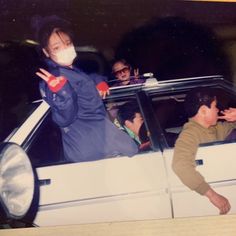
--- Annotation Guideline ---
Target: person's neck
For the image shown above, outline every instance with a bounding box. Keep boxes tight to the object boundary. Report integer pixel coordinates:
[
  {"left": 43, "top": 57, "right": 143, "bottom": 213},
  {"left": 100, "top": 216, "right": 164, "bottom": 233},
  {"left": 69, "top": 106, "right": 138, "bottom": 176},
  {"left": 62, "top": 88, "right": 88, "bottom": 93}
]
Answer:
[
  {"left": 125, "top": 126, "right": 139, "bottom": 136},
  {"left": 192, "top": 116, "right": 210, "bottom": 128},
  {"left": 133, "top": 128, "right": 139, "bottom": 137}
]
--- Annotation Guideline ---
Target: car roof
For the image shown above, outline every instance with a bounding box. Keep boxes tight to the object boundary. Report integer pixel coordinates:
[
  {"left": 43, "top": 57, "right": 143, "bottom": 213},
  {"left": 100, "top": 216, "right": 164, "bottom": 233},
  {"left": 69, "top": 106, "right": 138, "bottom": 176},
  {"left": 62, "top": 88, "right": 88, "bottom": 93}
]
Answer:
[{"left": 106, "top": 75, "right": 234, "bottom": 101}]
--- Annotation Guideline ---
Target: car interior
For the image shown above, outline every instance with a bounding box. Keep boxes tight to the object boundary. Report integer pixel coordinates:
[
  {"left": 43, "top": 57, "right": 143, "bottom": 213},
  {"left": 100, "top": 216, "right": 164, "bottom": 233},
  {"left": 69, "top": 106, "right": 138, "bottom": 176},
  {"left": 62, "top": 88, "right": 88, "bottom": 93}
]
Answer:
[
  {"left": 151, "top": 87, "right": 236, "bottom": 148},
  {"left": 27, "top": 113, "right": 65, "bottom": 167}
]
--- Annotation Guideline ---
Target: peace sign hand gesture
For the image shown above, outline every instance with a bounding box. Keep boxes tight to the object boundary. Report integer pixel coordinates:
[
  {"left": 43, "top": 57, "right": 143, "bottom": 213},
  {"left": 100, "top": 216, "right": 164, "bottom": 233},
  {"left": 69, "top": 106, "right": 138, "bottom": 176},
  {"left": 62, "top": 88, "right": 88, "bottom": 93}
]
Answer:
[{"left": 36, "top": 68, "right": 67, "bottom": 93}]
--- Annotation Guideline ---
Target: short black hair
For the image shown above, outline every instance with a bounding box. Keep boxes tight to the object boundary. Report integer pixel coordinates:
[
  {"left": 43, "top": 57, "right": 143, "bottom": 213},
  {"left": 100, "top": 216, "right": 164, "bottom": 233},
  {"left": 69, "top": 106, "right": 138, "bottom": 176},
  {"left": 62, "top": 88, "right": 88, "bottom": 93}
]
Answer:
[
  {"left": 117, "top": 101, "right": 140, "bottom": 126},
  {"left": 33, "top": 15, "right": 74, "bottom": 49},
  {"left": 185, "top": 87, "right": 216, "bottom": 118},
  {"left": 111, "top": 59, "right": 131, "bottom": 73}
]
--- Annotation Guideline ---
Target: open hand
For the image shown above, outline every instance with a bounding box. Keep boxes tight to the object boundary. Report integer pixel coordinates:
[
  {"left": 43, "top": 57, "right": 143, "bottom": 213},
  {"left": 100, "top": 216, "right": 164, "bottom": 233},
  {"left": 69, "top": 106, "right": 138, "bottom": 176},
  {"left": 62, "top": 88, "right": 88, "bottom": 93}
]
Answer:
[{"left": 218, "top": 108, "right": 236, "bottom": 122}]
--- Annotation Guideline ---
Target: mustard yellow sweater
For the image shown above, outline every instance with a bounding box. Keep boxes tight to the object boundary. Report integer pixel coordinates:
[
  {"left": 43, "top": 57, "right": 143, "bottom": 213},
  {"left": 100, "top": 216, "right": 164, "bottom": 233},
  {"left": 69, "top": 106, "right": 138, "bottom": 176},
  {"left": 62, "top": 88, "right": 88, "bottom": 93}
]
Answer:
[{"left": 172, "top": 119, "right": 236, "bottom": 195}]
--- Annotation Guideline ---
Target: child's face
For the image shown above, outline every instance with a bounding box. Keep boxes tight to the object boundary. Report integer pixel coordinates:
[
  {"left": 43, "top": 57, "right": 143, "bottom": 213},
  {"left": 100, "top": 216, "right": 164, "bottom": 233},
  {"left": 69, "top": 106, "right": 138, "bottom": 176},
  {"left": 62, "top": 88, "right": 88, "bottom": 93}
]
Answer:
[
  {"left": 112, "top": 62, "right": 131, "bottom": 84},
  {"left": 204, "top": 100, "right": 219, "bottom": 126},
  {"left": 44, "top": 31, "right": 76, "bottom": 66}
]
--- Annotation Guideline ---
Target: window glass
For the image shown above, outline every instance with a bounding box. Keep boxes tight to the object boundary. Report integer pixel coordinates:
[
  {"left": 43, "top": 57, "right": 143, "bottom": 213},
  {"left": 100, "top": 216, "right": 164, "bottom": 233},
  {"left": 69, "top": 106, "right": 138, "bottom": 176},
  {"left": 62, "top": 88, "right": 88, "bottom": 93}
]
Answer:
[
  {"left": 150, "top": 92, "right": 186, "bottom": 147},
  {"left": 105, "top": 96, "right": 153, "bottom": 153},
  {"left": 26, "top": 113, "right": 65, "bottom": 167},
  {"left": 149, "top": 87, "right": 236, "bottom": 148},
  {"left": 0, "top": 101, "right": 40, "bottom": 143}
]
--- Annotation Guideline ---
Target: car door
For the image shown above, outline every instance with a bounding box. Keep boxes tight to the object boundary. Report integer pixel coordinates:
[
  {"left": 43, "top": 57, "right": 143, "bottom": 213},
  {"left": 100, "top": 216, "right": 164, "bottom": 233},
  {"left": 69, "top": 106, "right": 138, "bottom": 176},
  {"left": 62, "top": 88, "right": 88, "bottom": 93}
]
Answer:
[
  {"left": 164, "top": 142, "right": 236, "bottom": 218},
  {"left": 31, "top": 93, "right": 172, "bottom": 226},
  {"left": 147, "top": 82, "right": 236, "bottom": 218},
  {"left": 34, "top": 151, "right": 171, "bottom": 226}
]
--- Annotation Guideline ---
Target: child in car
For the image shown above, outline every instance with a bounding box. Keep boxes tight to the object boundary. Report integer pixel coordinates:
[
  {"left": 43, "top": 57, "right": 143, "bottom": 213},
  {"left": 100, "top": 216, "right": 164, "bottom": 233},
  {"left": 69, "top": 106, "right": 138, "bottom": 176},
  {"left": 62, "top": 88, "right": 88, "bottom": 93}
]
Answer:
[
  {"left": 117, "top": 101, "right": 150, "bottom": 151},
  {"left": 111, "top": 59, "right": 145, "bottom": 87},
  {"left": 172, "top": 87, "right": 236, "bottom": 215}
]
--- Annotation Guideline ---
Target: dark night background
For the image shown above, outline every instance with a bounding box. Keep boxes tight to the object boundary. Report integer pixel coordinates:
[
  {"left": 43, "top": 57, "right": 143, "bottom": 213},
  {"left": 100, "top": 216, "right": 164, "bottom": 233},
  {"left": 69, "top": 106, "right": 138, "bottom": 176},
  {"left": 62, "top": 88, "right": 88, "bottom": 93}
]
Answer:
[
  {"left": 0, "top": 0, "right": 236, "bottom": 141},
  {"left": 0, "top": 1, "right": 235, "bottom": 51},
  {"left": 1, "top": 0, "right": 236, "bottom": 79}
]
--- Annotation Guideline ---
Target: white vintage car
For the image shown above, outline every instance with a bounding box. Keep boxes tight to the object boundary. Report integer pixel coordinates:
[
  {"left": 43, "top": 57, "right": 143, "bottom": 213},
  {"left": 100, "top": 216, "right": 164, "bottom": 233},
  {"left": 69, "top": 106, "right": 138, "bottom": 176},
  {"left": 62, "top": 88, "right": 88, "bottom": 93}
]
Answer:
[{"left": 1, "top": 75, "right": 236, "bottom": 227}]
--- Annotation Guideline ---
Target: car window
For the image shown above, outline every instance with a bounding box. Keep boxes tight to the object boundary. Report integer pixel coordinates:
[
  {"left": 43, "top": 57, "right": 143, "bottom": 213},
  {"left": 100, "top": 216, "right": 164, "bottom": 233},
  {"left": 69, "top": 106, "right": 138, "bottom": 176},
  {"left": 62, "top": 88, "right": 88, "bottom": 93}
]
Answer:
[
  {"left": 26, "top": 94, "right": 155, "bottom": 169},
  {"left": 105, "top": 96, "right": 153, "bottom": 153},
  {"left": 26, "top": 112, "right": 65, "bottom": 167},
  {"left": 150, "top": 92, "right": 186, "bottom": 148},
  {"left": 149, "top": 86, "right": 236, "bottom": 148},
  {"left": 0, "top": 101, "right": 40, "bottom": 143}
]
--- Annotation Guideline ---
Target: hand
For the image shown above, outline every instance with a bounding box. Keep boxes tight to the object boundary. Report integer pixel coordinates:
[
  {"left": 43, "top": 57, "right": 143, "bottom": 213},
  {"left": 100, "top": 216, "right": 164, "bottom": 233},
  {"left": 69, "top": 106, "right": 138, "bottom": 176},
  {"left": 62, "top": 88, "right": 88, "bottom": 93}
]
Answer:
[
  {"left": 134, "top": 68, "right": 139, "bottom": 79},
  {"left": 36, "top": 68, "right": 67, "bottom": 93},
  {"left": 98, "top": 90, "right": 110, "bottom": 99},
  {"left": 139, "top": 141, "right": 151, "bottom": 151},
  {"left": 218, "top": 108, "right": 236, "bottom": 122},
  {"left": 96, "top": 81, "right": 110, "bottom": 99},
  {"left": 205, "top": 188, "right": 231, "bottom": 214}
]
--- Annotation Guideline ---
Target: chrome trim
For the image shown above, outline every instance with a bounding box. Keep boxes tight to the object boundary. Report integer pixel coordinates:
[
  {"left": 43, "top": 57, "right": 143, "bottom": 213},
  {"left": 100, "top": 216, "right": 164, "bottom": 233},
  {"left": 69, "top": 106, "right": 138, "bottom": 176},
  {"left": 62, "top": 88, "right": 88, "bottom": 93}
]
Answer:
[
  {"left": 38, "top": 189, "right": 168, "bottom": 211},
  {"left": 8, "top": 101, "right": 50, "bottom": 146}
]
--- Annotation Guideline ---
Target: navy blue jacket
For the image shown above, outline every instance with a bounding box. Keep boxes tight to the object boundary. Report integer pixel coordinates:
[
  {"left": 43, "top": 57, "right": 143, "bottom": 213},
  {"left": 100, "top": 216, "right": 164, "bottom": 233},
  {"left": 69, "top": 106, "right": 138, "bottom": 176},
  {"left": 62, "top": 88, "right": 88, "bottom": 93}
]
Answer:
[{"left": 39, "top": 59, "right": 138, "bottom": 162}]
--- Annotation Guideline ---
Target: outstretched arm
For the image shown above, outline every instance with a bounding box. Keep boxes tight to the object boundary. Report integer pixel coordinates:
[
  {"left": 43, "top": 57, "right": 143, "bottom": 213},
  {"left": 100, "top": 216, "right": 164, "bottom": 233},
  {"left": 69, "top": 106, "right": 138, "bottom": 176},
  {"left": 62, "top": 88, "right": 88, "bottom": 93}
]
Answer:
[{"left": 173, "top": 127, "right": 231, "bottom": 214}]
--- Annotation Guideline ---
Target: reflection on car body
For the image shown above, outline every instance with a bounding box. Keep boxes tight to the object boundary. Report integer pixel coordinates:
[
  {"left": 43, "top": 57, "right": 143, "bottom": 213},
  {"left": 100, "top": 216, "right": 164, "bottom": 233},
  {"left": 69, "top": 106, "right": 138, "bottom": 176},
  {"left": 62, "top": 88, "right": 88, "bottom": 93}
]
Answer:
[{"left": 1, "top": 75, "right": 236, "bottom": 227}]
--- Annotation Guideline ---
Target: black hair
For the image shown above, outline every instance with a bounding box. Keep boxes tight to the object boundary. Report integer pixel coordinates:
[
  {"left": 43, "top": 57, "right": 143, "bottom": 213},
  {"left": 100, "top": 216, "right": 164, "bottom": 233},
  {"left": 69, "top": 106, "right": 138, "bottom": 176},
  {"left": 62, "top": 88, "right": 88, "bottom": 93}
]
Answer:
[
  {"left": 117, "top": 101, "right": 140, "bottom": 126},
  {"left": 111, "top": 58, "right": 131, "bottom": 73},
  {"left": 32, "top": 15, "right": 74, "bottom": 49},
  {"left": 184, "top": 87, "right": 216, "bottom": 118}
]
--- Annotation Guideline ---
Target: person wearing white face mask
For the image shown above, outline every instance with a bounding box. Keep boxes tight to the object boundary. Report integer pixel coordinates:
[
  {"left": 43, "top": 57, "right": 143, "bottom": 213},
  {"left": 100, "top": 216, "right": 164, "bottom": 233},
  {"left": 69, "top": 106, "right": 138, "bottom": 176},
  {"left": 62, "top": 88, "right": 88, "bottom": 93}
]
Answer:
[
  {"left": 48, "top": 45, "right": 77, "bottom": 66},
  {"left": 34, "top": 16, "right": 138, "bottom": 163}
]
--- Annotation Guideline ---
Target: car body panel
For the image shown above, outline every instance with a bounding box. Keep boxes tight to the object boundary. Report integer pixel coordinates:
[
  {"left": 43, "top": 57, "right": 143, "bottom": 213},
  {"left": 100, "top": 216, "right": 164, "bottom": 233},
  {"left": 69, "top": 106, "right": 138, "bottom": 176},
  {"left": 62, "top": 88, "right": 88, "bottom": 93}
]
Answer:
[
  {"left": 2, "top": 75, "right": 236, "bottom": 226},
  {"left": 34, "top": 152, "right": 172, "bottom": 225},
  {"left": 7, "top": 101, "right": 49, "bottom": 145},
  {"left": 163, "top": 143, "right": 236, "bottom": 217}
]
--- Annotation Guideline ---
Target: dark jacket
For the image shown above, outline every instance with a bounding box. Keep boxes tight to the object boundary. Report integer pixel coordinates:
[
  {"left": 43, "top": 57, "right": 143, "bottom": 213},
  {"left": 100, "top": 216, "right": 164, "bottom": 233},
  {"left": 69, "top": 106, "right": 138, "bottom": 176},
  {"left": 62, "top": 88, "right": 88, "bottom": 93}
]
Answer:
[{"left": 39, "top": 59, "right": 138, "bottom": 162}]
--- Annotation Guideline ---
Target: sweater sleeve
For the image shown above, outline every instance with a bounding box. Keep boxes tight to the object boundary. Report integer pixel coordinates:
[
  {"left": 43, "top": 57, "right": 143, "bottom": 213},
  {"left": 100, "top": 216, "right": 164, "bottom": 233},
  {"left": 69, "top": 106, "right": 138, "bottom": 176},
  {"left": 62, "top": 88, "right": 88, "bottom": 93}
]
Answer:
[
  {"left": 39, "top": 80, "right": 78, "bottom": 127},
  {"left": 216, "top": 121, "right": 236, "bottom": 140},
  {"left": 172, "top": 128, "right": 210, "bottom": 195}
]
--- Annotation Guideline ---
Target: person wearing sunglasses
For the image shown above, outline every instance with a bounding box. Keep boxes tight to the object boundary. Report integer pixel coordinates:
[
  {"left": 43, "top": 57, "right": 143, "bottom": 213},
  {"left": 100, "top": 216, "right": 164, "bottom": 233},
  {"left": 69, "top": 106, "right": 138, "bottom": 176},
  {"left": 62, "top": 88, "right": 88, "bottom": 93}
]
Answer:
[{"left": 111, "top": 59, "right": 145, "bottom": 87}]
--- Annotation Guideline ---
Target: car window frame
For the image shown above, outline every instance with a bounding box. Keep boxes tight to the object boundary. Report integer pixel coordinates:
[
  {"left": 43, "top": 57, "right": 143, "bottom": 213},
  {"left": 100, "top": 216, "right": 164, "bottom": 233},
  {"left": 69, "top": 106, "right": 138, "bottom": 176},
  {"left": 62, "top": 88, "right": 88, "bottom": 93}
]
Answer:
[{"left": 144, "top": 77, "right": 236, "bottom": 151}]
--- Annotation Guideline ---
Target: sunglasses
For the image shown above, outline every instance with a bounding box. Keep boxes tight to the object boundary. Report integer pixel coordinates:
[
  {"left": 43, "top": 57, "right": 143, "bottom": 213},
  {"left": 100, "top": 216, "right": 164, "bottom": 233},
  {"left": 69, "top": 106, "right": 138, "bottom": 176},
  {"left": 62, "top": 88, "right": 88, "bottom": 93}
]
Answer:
[{"left": 113, "top": 67, "right": 130, "bottom": 77}]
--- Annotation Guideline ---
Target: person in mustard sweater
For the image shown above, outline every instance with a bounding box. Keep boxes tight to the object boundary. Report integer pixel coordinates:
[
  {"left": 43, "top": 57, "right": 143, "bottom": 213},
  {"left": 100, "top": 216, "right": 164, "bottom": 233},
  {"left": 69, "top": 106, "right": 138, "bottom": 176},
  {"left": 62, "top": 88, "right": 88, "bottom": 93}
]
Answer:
[{"left": 172, "top": 87, "right": 236, "bottom": 215}]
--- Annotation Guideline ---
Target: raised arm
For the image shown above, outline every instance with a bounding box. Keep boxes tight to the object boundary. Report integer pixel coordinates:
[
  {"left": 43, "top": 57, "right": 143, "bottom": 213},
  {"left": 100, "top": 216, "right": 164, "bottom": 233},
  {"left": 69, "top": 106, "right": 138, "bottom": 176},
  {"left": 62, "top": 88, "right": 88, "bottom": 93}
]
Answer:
[
  {"left": 218, "top": 108, "right": 236, "bottom": 122},
  {"left": 37, "top": 68, "right": 78, "bottom": 127}
]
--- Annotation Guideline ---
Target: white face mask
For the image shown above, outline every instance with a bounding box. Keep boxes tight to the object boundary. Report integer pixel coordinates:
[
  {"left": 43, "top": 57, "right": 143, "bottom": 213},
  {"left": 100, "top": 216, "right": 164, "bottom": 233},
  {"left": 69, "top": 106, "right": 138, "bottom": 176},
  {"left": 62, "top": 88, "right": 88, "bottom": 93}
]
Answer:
[{"left": 55, "top": 46, "right": 77, "bottom": 66}]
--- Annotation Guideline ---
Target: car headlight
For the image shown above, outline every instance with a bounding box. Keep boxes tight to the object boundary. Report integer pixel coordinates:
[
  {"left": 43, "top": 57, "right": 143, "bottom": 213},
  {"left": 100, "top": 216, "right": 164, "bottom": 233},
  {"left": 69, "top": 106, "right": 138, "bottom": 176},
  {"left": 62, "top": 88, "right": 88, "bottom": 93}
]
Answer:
[{"left": 0, "top": 143, "right": 35, "bottom": 221}]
